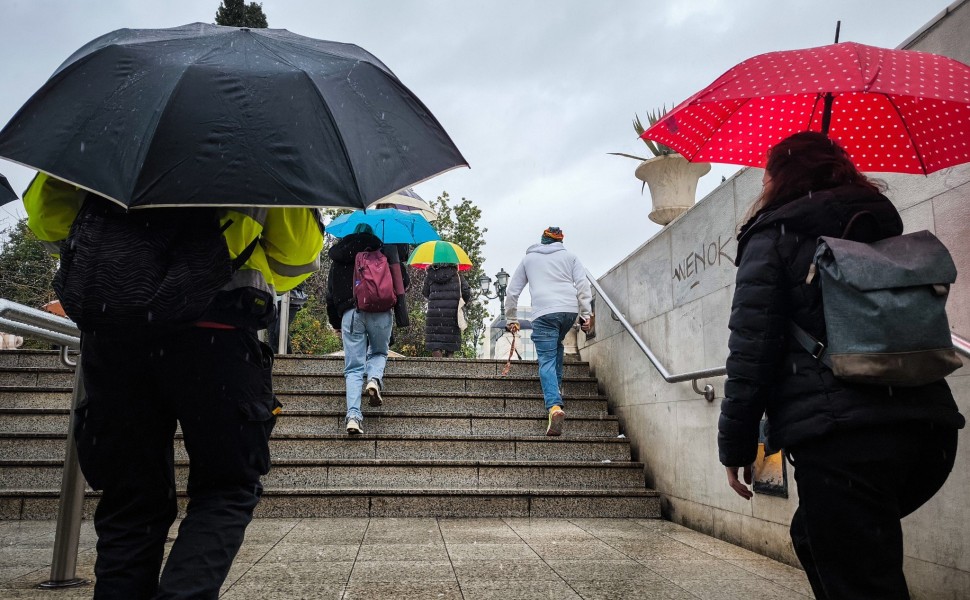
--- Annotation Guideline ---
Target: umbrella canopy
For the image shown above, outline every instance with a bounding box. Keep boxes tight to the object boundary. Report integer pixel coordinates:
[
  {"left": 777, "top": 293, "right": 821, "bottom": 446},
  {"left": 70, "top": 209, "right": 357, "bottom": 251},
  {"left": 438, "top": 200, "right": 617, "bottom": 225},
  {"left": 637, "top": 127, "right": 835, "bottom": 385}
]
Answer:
[
  {"left": 327, "top": 208, "right": 439, "bottom": 244},
  {"left": 0, "top": 173, "right": 16, "bottom": 205},
  {"left": 368, "top": 188, "right": 438, "bottom": 221},
  {"left": 0, "top": 23, "right": 468, "bottom": 209},
  {"left": 407, "top": 240, "right": 472, "bottom": 271},
  {"left": 643, "top": 42, "right": 970, "bottom": 175}
]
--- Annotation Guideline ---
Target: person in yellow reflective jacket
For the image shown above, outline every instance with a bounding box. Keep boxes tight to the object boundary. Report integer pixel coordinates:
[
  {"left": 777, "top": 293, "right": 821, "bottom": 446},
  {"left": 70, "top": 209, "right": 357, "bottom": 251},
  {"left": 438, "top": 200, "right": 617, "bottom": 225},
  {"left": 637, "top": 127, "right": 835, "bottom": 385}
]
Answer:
[{"left": 23, "top": 172, "right": 325, "bottom": 599}]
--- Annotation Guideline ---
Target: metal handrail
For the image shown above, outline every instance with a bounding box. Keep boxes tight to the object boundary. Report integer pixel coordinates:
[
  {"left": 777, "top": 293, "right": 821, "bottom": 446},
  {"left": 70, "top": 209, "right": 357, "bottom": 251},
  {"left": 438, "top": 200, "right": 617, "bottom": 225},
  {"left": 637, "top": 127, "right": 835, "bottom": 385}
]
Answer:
[
  {"left": 0, "top": 299, "right": 87, "bottom": 589},
  {"left": 582, "top": 273, "right": 970, "bottom": 402},
  {"left": 584, "top": 270, "right": 726, "bottom": 401},
  {"left": 954, "top": 332, "right": 970, "bottom": 360}
]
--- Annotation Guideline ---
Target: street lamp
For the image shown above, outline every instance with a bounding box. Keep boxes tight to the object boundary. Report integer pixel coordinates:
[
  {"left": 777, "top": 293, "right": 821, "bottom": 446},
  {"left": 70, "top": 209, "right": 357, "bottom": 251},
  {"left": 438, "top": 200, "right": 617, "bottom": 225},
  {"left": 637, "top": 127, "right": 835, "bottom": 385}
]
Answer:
[{"left": 478, "top": 268, "right": 511, "bottom": 316}]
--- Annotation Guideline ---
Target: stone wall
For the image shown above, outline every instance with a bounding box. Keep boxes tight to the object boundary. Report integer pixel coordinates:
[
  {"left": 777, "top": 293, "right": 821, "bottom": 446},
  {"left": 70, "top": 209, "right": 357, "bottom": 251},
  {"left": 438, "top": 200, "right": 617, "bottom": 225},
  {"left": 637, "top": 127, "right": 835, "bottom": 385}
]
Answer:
[{"left": 579, "top": 2, "right": 970, "bottom": 597}]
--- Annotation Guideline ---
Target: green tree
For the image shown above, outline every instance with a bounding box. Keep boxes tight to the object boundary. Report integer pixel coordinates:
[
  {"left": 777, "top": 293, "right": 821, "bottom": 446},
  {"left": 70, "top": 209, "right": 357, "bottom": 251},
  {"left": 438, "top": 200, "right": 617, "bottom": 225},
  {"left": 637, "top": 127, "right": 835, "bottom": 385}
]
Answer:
[
  {"left": 0, "top": 218, "right": 59, "bottom": 348},
  {"left": 215, "top": 0, "right": 268, "bottom": 28}
]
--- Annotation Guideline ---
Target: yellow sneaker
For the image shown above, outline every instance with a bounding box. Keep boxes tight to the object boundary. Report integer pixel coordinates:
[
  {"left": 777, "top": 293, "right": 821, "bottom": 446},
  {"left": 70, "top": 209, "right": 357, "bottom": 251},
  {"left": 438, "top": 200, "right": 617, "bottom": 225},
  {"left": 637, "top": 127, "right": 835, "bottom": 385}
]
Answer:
[{"left": 546, "top": 406, "right": 565, "bottom": 437}]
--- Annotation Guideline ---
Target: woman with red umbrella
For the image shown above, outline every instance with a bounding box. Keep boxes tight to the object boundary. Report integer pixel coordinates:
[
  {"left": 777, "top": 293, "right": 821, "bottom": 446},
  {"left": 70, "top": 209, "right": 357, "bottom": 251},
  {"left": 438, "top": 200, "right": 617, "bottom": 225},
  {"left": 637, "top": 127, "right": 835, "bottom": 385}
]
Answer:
[{"left": 718, "top": 132, "right": 964, "bottom": 599}]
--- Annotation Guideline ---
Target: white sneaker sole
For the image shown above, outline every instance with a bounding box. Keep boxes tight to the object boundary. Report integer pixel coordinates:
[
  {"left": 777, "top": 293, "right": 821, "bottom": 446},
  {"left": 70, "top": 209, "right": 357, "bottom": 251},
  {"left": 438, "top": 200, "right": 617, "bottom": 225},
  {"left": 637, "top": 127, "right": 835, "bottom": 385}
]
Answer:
[{"left": 546, "top": 410, "right": 565, "bottom": 437}]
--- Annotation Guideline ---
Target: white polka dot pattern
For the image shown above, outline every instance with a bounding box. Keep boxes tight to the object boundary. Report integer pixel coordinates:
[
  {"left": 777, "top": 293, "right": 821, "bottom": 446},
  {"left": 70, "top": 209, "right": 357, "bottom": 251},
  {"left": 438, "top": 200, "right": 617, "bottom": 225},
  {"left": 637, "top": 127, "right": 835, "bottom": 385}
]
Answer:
[{"left": 642, "top": 42, "right": 970, "bottom": 174}]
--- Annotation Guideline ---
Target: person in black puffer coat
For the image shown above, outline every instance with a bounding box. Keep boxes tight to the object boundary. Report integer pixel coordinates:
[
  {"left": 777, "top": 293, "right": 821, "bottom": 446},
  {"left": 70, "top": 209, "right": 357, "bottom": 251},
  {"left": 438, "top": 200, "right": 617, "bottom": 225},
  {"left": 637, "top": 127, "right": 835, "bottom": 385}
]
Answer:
[
  {"left": 422, "top": 263, "right": 472, "bottom": 357},
  {"left": 719, "top": 132, "right": 964, "bottom": 600}
]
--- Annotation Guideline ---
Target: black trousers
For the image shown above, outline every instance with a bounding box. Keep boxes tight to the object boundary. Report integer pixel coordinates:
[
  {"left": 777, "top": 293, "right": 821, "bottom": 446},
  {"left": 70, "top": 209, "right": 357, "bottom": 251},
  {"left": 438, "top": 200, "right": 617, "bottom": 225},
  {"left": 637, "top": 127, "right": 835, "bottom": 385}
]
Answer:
[
  {"left": 75, "top": 328, "right": 279, "bottom": 600},
  {"left": 788, "top": 423, "right": 958, "bottom": 600}
]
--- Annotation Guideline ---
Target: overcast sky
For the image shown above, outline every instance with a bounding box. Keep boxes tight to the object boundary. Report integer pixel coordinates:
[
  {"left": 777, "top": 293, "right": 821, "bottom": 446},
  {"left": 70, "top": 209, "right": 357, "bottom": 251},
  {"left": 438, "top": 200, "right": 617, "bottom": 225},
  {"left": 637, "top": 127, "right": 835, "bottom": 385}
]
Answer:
[{"left": 0, "top": 0, "right": 956, "bottom": 313}]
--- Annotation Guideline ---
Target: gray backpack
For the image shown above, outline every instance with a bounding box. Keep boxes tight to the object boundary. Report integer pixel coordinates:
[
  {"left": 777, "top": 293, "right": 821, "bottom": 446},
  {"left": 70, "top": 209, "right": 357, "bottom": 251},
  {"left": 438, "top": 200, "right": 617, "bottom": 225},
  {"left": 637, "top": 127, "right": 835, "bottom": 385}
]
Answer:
[{"left": 791, "top": 229, "right": 962, "bottom": 387}]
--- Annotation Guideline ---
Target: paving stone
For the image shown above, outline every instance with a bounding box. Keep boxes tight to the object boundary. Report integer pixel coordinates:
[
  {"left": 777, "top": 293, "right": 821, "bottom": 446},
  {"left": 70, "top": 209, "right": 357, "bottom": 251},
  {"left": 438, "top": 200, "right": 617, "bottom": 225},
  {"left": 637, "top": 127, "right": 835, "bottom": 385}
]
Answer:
[{"left": 461, "top": 580, "right": 582, "bottom": 600}]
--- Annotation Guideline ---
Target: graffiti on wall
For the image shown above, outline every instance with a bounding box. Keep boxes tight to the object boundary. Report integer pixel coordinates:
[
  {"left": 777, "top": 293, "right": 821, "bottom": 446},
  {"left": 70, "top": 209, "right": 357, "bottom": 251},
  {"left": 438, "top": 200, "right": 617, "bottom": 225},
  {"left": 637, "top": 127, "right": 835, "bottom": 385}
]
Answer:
[{"left": 672, "top": 235, "right": 734, "bottom": 289}]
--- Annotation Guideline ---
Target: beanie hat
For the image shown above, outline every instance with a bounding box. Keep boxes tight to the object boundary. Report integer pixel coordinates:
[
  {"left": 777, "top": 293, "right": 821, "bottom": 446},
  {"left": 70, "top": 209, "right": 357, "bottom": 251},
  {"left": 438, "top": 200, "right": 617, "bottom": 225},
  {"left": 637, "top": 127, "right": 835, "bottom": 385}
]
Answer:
[{"left": 540, "top": 226, "right": 564, "bottom": 245}]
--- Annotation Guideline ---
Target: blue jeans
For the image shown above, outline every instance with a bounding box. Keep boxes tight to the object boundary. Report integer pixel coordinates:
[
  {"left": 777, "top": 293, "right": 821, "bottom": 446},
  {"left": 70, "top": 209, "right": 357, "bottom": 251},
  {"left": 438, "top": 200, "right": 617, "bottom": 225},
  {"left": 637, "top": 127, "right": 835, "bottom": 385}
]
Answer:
[
  {"left": 531, "top": 312, "right": 577, "bottom": 411},
  {"left": 341, "top": 308, "right": 393, "bottom": 423}
]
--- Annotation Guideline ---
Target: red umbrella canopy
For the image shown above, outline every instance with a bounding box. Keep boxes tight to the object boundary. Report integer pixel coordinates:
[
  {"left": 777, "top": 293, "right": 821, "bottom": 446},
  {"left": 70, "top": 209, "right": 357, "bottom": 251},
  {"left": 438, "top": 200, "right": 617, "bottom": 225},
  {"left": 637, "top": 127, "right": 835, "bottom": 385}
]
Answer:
[{"left": 643, "top": 42, "right": 970, "bottom": 174}]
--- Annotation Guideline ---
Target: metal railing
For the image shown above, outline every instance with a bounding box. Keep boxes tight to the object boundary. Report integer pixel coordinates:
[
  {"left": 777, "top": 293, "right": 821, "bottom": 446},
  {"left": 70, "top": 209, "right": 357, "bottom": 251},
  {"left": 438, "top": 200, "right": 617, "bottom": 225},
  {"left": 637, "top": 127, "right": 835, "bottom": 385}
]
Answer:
[
  {"left": 584, "top": 270, "right": 726, "bottom": 401},
  {"left": 0, "top": 299, "right": 87, "bottom": 589},
  {"left": 582, "top": 273, "right": 970, "bottom": 401}
]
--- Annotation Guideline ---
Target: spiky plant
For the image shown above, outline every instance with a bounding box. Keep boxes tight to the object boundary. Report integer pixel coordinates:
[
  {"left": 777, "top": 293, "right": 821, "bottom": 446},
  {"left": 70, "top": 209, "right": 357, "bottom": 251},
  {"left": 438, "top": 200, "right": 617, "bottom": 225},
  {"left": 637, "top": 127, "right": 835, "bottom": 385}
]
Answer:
[{"left": 610, "top": 105, "right": 677, "bottom": 162}]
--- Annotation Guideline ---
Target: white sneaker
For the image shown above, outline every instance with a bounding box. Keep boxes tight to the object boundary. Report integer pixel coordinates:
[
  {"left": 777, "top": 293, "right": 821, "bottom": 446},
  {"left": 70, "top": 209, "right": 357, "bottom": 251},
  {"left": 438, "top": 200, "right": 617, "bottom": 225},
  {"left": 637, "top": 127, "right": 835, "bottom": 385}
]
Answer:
[
  {"left": 346, "top": 419, "right": 363, "bottom": 435},
  {"left": 365, "top": 379, "right": 383, "bottom": 407}
]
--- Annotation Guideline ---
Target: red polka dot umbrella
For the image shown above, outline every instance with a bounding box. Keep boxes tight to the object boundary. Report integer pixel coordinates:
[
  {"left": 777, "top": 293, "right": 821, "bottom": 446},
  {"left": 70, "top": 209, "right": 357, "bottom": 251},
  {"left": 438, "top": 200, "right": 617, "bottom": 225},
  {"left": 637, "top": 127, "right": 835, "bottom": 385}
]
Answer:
[{"left": 642, "top": 42, "right": 970, "bottom": 175}]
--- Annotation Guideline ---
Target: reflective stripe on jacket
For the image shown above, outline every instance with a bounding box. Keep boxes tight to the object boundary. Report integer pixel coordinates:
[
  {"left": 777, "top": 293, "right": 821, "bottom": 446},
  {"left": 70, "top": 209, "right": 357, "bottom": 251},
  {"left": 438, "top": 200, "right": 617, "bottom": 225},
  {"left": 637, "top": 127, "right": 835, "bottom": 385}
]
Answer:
[{"left": 23, "top": 173, "right": 324, "bottom": 296}]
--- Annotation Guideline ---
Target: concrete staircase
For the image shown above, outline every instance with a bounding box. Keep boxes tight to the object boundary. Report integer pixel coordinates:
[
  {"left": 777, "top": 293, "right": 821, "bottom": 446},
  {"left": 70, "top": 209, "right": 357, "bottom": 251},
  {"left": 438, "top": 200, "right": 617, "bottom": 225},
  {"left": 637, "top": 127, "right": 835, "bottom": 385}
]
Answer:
[{"left": 0, "top": 350, "right": 660, "bottom": 519}]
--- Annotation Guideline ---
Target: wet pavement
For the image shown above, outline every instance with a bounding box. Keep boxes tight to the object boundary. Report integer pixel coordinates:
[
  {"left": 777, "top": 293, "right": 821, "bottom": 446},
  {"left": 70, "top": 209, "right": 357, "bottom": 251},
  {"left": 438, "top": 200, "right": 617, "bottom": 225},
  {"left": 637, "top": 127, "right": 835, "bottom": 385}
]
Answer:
[{"left": 0, "top": 517, "right": 813, "bottom": 599}]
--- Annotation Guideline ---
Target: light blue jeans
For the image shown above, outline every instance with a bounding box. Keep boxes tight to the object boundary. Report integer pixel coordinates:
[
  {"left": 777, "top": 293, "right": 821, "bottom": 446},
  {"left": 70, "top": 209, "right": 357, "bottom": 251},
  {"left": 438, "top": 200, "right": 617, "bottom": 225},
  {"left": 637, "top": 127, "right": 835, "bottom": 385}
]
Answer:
[
  {"left": 341, "top": 308, "right": 393, "bottom": 423},
  {"left": 530, "top": 312, "right": 578, "bottom": 411}
]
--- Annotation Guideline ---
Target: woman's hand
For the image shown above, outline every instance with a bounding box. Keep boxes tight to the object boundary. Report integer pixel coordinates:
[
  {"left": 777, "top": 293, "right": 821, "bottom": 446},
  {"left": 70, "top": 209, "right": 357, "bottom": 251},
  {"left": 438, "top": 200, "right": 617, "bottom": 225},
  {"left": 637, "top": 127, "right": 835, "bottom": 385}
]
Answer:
[{"left": 726, "top": 465, "right": 754, "bottom": 500}]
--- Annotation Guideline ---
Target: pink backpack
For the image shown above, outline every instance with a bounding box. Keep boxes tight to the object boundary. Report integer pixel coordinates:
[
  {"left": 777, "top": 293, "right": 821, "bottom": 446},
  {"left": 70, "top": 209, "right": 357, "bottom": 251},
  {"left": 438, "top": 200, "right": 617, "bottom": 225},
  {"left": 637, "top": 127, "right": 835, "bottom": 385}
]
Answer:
[{"left": 353, "top": 249, "right": 397, "bottom": 312}]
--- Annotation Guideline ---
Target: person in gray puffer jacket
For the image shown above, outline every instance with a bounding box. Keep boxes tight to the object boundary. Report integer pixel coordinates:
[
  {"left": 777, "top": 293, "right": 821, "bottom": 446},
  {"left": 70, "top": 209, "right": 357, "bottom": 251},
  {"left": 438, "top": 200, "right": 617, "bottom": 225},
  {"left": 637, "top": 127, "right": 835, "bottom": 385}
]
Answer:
[{"left": 422, "top": 263, "right": 472, "bottom": 357}]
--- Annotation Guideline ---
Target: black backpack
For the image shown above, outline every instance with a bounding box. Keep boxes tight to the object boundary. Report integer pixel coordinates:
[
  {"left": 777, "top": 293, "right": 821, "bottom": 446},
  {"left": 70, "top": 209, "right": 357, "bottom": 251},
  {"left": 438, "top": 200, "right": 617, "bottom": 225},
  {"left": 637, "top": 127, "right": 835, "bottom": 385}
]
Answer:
[
  {"left": 54, "top": 195, "right": 258, "bottom": 332},
  {"left": 792, "top": 226, "right": 962, "bottom": 387}
]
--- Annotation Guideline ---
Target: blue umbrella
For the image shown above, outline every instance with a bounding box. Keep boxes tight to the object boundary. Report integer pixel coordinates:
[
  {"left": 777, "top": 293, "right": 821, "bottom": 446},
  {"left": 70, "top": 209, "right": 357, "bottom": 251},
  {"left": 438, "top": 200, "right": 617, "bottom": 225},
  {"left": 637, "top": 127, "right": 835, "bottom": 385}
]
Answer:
[{"left": 327, "top": 208, "right": 440, "bottom": 244}]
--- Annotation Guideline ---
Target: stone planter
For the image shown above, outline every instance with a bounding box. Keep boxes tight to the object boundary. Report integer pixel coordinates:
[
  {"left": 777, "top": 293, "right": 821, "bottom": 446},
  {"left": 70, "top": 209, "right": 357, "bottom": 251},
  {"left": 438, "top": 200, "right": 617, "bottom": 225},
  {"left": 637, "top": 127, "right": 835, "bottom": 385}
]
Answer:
[{"left": 635, "top": 154, "right": 711, "bottom": 225}]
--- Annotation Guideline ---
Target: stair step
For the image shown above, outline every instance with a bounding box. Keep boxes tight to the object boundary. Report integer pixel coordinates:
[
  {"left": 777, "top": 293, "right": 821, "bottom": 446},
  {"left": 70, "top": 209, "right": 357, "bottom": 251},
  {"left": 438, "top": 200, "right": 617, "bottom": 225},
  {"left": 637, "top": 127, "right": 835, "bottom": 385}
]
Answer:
[
  {"left": 0, "top": 388, "right": 612, "bottom": 415},
  {"left": 0, "top": 458, "right": 645, "bottom": 491},
  {"left": 0, "top": 487, "right": 660, "bottom": 519},
  {"left": 0, "top": 432, "right": 634, "bottom": 462},
  {"left": 0, "top": 351, "right": 591, "bottom": 379},
  {"left": 274, "top": 356, "right": 592, "bottom": 379},
  {"left": 0, "top": 368, "right": 602, "bottom": 396},
  {"left": 0, "top": 408, "right": 622, "bottom": 437},
  {"left": 0, "top": 349, "right": 656, "bottom": 520}
]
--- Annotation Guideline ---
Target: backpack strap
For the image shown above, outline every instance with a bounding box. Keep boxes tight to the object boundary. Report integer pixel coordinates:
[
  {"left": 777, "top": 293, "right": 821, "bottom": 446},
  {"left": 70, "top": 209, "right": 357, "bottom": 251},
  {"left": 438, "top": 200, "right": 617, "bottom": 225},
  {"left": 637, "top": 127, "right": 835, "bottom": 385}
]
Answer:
[
  {"left": 219, "top": 218, "right": 261, "bottom": 272},
  {"left": 790, "top": 322, "right": 833, "bottom": 369},
  {"left": 231, "top": 237, "right": 260, "bottom": 272}
]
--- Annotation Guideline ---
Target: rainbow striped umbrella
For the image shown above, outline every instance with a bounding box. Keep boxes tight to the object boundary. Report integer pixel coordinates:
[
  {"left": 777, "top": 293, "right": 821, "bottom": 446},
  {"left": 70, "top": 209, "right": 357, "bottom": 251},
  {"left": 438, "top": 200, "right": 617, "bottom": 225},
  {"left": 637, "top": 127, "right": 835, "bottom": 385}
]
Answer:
[{"left": 407, "top": 241, "right": 472, "bottom": 271}]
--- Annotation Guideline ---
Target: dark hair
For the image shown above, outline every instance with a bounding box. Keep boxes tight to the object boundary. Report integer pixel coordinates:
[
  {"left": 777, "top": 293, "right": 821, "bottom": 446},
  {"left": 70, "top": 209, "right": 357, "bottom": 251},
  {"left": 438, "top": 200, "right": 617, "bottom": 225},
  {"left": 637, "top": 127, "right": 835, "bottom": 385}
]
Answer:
[{"left": 745, "top": 132, "right": 881, "bottom": 221}]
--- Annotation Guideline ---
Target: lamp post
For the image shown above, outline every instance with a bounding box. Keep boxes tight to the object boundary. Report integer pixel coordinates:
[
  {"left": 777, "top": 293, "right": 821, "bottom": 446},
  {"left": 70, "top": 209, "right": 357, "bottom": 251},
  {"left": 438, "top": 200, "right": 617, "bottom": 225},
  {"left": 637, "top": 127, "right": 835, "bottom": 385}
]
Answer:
[{"left": 478, "top": 268, "right": 510, "bottom": 316}]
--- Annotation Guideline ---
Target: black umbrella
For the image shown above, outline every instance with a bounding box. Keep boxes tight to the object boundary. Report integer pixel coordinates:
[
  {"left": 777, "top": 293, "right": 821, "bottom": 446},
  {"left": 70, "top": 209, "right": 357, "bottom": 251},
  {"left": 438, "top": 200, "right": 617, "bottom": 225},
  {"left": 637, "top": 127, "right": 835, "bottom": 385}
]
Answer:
[
  {"left": 0, "top": 173, "right": 16, "bottom": 205},
  {"left": 0, "top": 23, "right": 467, "bottom": 210}
]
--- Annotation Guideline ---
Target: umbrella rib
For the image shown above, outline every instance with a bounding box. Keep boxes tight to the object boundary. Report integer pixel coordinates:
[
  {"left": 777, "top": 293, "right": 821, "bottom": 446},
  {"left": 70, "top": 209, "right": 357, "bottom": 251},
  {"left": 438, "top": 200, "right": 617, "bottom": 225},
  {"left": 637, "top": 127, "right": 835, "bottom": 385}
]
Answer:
[
  {"left": 248, "top": 33, "right": 368, "bottom": 208},
  {"left": 299, "top": 70, "right": 366, "bottom": 209},
  {"left": 884, "top": 95, "right": 928, "bottom": 175}
]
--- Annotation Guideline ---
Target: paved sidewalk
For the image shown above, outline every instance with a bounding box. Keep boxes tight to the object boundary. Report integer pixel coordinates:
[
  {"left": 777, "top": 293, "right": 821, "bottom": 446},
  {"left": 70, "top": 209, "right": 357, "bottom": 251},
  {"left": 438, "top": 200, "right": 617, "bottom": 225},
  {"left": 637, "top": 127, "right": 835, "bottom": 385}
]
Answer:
[{"left": 0, "top": 517, "right": 812, "bottom": 599}]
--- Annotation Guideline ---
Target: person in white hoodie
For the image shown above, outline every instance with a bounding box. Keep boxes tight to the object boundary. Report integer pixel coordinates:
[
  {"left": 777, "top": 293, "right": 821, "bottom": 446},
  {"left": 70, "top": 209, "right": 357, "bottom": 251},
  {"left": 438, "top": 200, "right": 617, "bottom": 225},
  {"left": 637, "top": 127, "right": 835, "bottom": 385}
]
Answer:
[{"left": 505, "top": 227, "right": 593, "bottom": 436}]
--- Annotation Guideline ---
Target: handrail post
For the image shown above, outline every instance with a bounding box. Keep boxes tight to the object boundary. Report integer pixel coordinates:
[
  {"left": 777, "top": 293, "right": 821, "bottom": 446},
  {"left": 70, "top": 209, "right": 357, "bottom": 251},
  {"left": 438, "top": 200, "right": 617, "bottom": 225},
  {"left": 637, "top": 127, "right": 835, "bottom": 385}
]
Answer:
[
  {"left": 277, "top": 292, "right": 290, "bottom": 355},
  {"left": 39, "top": 362, "right": 88, "bottom": 589}
]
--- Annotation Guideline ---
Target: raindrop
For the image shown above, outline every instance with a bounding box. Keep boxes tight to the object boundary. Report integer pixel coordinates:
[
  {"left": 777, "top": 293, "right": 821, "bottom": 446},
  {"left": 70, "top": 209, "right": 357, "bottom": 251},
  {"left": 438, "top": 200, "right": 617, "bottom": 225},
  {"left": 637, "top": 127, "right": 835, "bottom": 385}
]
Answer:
[
  {"left": 92, "top": 437, "right": 97, "bottom": 445},
  {"left": 102, "top": 304, "right": 107, "bottom": 313},
  {"left": 792, "top": 363, "right": 798, "bottom": 374},
  {"left": 780, "top": 224, "right": 786, "bottom": 236},
  {"left": 80, "top": 142, "right": 86, "bottom": 153}
]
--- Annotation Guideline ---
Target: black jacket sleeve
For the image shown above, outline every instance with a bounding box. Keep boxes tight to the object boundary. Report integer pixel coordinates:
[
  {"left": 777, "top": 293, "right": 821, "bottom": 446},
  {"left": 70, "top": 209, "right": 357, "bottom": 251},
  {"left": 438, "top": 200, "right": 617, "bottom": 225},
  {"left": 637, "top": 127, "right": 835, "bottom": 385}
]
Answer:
[
  {"left": 325, "top": 264, "right": 340, "bottom": 330},
  {"left": 719, "top": 230, "right": 789, "bottom": 467},
  {"left": 460, "top": 274, "right": 472, "bottom": 303}
]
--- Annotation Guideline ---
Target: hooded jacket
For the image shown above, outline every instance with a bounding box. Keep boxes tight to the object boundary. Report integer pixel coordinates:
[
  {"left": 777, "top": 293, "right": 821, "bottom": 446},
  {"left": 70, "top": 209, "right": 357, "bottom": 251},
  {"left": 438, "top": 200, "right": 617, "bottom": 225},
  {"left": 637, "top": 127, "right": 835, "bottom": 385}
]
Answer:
[
  {"left": 324, "top": 230, "right": 385, "bottom": 329},
  {"left": 718, "top": 183, "right": 965, "bottom": 467},
  {"left": 422, "top": 264, "right": 472, "bottom": 352},
  {"left": 504, "top": 242, "right": 592, "bottom": 322}
]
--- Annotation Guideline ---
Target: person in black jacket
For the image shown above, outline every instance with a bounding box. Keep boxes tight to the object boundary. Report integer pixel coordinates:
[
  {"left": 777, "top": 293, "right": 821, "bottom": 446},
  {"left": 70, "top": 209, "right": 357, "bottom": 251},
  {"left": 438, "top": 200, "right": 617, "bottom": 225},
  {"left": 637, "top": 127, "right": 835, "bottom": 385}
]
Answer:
[
  {"left": 422, "top": 263, "right": 472, "bottom": 357},
  {"left": 325, "top": 224, "right": 394, "bottom": 435},
  {"left": 719, "top": 132, "right": 965, "bottom": 599}
]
